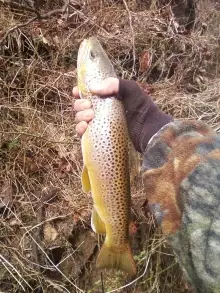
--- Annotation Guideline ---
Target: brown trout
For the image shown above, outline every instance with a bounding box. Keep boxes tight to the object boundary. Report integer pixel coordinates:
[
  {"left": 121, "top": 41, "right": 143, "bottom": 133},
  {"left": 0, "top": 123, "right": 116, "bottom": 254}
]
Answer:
[{"left": 77, "top": 37, "right": 136, "bottom": 277}]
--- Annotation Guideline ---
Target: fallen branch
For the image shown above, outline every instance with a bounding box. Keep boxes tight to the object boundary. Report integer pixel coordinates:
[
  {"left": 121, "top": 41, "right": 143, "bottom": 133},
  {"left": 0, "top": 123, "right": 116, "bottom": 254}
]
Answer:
[
  {"left": 0, "top": 0, "right": 41, "bottom": 15},
  {"left": 122, "top": 0, "right": 136, "bottom": 78},
  {"left": 0, "top": 131, "right": 76, "bottom": 144},
  {"left": 0, "top": 16, "right": 38, "bottom": 45},
  {"left": 0, "top": 0, "right": 70, "bottom": 45}
]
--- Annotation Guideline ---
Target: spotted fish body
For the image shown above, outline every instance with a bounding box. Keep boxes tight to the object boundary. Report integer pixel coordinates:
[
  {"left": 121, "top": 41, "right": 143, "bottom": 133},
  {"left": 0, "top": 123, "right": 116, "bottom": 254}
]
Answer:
[{"left": 77, "top": 37, "right": 136, "bottom": 277}]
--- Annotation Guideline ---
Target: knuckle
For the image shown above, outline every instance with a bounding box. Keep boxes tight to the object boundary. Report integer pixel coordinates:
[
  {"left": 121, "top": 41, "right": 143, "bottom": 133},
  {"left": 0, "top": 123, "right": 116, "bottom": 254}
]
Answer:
[
  {"left": 75, "top": 111, "right": 83, "bottom": 122},
  {"left": 73, "top": 100, "right": 80, "bottom": 111},
  {"left": 76, "top": 121, "right": 87, "bottom": 136},
  {"left": 74, "top": 100, "right": 91, "bottom": 111}
]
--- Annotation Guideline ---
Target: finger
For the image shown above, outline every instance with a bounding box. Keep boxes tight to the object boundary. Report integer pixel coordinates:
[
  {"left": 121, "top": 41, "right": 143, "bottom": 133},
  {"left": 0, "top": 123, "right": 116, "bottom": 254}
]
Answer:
[
  {"left": 72, "top": 86, "right": 80, "bottom": 98},
  {"left": 74, "top": 99, "right": 92, "bottom": 112},
  {"left": 75, "top": 121, "right": 88, "bottom": 136},
  {"left": 75, "top": 109, "right": 94, "bottom": 122},
  {"left": 89, "top": 77, "right": 119, "bottom": 96}
]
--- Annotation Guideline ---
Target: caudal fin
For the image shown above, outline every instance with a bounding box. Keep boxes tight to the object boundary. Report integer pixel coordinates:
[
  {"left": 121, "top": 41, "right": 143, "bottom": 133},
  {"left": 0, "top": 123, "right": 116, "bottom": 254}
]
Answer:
[{"left": 96, "top": 242, "right": 136, "bottom": 278}]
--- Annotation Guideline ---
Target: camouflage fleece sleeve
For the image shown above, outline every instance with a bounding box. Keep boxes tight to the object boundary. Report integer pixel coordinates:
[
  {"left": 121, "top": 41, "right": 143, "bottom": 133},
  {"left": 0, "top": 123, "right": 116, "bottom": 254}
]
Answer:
[
  {"left": 118, "top": 79, "right": 173, "bottom": 152},
  {"left": 141, "top": 120, "right": 220, "bottom": 293}
]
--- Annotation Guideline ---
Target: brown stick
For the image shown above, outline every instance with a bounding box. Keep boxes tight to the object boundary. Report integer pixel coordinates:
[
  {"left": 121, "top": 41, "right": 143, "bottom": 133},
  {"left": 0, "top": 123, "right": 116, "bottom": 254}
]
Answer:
[
  {"left": 122, "top": 0, "right": 136, "bottom": 78},
  {"left": 0, "top": 0, "right": 70, "bottom": 44},
  {"left": 0, "top": 16, "right": 38, "bottom": 45},
  {"left": 0, "top": 0, "right": 41, "bottom": 15},
  {"left": 32, "top": 187, "right": 59, "bottom": 270}
]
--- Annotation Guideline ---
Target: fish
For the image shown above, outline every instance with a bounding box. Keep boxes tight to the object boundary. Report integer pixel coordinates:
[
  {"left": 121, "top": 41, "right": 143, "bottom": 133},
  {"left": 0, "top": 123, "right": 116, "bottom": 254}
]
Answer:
[{"left": 77, "top": 36, "right": 136, "bottom": 277}]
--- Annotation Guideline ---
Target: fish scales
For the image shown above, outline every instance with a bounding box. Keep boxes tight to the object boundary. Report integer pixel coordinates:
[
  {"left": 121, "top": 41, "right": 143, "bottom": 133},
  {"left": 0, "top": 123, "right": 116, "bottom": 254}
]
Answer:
[
  {"left": 77, "top": 37, "right": 136, "bottom": 277},
  {"left": 83, "top": 98, "right": 130, "bottom": 245}
]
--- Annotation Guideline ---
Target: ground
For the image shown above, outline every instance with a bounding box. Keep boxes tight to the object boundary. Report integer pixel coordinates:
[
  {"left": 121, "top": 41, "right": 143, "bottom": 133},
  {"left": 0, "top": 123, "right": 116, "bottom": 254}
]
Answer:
[{"left": 0, "top": 0, "right": 220, "bottom": 292}]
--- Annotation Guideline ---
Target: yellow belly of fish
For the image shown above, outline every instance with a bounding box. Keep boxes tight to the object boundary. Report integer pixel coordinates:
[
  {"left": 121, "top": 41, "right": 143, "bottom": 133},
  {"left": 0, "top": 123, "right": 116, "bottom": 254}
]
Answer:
[{"left": 81, "top": 130, "right": 112, "bottom": 240}]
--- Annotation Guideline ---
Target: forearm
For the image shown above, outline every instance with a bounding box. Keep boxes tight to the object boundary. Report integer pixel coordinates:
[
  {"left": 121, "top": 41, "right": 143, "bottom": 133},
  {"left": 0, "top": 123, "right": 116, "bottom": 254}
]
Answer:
[
  {"left": 118, "top": 79, "right": 173, "bottom": 153},
  {"left": 141, "top": 119, "right": 220, "bottom": 293}
]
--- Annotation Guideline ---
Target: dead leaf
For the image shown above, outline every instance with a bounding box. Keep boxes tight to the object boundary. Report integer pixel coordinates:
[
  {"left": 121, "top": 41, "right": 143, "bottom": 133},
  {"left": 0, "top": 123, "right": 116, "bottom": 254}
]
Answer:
[
  {"left": 73, "top": 214, "right": 79, "bottom": 225},
  {"left": 43, "top": 222, "right": 58, "bottom": 242},
  {"left": 42, "top": 36, "right": 49, "bottom": 45},
  {"left": 45, "top": 124, "right": 67, "bottom": 157},
  {"left": 0, "top": 179, "right": 12, "bottom": 212},
  {"left": 53, "top": 36, "right": 60, "bottom": 46},
  {"left": 139, "top": 50, "right": 151, "bottom": 73},
  {"left": 9, "top": 218, "right": 20, "bottom": 226}
]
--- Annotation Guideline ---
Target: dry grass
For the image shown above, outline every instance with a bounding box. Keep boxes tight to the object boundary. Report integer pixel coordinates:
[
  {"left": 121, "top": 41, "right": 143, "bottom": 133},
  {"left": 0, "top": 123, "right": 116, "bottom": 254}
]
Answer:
[{"left": 0, "top": 0, "right": 220, "bottom": 292}]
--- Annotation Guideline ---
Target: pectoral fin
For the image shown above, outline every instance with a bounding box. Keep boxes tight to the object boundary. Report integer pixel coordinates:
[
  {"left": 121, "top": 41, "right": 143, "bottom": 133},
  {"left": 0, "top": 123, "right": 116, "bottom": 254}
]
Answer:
[
  {"left": 81, "top": 165, "right": 91, "bottom": 193},
  {"left": 91, "top": 206, "right": 106, "bottom": 234}
]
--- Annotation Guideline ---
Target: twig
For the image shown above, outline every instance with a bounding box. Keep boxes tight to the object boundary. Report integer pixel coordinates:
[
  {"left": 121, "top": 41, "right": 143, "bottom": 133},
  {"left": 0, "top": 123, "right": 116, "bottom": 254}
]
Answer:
[
  {"left": 1, "top": 258, "right": 25, "bottom": 291},
  {"left": 101, "top": 272, "right": 105, "bottom": 293},
  {"left": 0, "top": 16, "right": 38, "bottom": 45},
  {"left": 0, "top": 0, "right": 70, "bottom": 17},
  {"left": 39, "top": 0, "right": 70, "bottom": 19},
  {"left": 45, "top": 278, "right": 72, "bottom": 293},
  {"left": 122, "top": 0, "right": 136, "bottom": 78},
  {"left": 0, "top": 254, "right": 33, "bottom": 291},
  {"left": 0, "top": 0, "right": 70, "bottom": 45},
  {"left": 1, "top": 200, "right": 85, "bottom": 293},
  {"left": 0, "top": 131, "right": 77, "bottom": 144},
  {"left": 0, "top": 0, "right": 41, "bottom": 15},
  {"left": 31, "top": 187, "right": 60, "bottom": 271},
  {"left": 23, "top": 213, "right": 72, "bottom": 241}
]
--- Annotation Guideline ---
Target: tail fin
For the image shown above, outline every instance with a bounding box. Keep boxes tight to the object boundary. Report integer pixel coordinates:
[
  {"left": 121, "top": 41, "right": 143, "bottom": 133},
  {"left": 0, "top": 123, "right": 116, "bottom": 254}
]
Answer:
[{"left": 96, "top": 242, "right": 136, "bottom": 278}]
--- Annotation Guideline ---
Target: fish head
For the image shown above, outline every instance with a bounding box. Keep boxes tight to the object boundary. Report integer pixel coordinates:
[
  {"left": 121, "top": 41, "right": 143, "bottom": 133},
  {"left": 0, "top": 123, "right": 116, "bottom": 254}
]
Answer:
[{"left": 77, "top": 37, "right": 116, "bottom": 98}]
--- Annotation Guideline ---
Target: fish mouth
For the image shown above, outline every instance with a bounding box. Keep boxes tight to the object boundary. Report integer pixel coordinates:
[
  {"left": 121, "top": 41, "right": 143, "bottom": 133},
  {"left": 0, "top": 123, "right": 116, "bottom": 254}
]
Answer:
[
  {"left": 78, "top": 38, "right": 88, "bottom": 56},
  {"left": 79, "top": 38, "right": 88, "bottom": 50},
  {"left": 78, "top": 36, "right": 99, "bottom": 53},
  {"left": 77, "top": 38, "right": 90, "bottom": 69}
]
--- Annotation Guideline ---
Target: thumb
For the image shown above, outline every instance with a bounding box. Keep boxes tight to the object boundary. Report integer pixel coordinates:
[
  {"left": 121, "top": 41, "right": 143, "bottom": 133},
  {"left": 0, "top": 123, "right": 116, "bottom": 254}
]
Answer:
[{"left": 89, "top": 77, "right": 119, "bottom": 96}]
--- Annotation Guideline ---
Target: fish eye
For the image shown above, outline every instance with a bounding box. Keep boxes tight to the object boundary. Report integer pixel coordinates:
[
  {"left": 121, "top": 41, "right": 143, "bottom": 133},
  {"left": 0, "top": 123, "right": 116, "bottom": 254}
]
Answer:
[{"left": 90, "top": 50, "right": 96, "bottom": 59}]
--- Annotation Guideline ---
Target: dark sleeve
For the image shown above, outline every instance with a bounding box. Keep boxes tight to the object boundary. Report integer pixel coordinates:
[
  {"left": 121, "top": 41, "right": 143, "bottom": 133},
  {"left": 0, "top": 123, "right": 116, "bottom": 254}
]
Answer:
[
  {"left": 141, "top": 120, "right": 220, "bottom": 293},
  {"left": 118, "top": 79, "right": 173, "bottom": 153}
]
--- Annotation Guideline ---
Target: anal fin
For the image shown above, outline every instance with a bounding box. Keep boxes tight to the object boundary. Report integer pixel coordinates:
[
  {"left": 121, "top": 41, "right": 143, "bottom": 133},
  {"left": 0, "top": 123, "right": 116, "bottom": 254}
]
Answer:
[{"left": 91, "top": 206, "right": 106, "bottom": 234}]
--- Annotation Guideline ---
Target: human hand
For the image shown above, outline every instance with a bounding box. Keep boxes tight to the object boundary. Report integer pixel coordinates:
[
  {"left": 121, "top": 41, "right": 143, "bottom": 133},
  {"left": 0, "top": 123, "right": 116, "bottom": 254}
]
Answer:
[
  {"left": 73, "top": 77, "right": 166, "bottom": 153},
  {"left": 73, "top": 77, "right": 119, "bottom": 136}
]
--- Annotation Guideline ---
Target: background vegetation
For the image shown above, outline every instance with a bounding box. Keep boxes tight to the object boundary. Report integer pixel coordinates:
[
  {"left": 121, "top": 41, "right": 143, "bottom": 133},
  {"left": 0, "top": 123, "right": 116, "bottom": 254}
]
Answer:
[{"left": 0, "top": 0, "right": 220, "bottom": 292}]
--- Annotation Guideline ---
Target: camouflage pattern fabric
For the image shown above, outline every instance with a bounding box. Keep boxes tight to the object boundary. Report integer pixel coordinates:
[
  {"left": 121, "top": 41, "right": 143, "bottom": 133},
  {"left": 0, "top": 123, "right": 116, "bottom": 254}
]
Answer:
[{"left": 141, "top": 120, "right": 220, "bottom": 293}]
